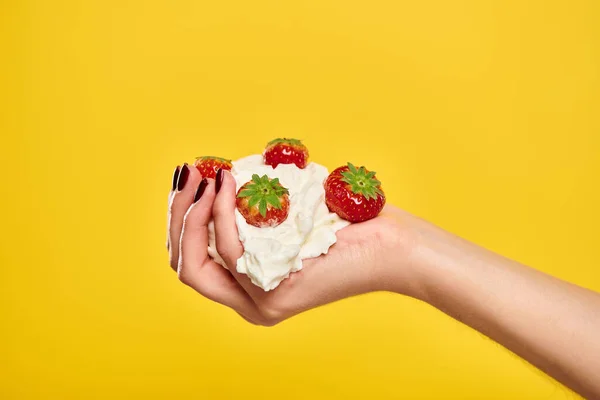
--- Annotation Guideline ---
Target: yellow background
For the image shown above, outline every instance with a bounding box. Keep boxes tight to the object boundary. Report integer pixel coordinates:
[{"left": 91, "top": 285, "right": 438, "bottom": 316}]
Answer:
[{"left": 2, "top": 0, "right": 599, "bottom": 398}]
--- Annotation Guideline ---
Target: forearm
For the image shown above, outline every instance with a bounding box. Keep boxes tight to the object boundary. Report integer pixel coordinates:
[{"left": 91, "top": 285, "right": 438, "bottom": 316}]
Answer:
[{"left": 392, "top": 216, "right": 600, "bottom": 398}]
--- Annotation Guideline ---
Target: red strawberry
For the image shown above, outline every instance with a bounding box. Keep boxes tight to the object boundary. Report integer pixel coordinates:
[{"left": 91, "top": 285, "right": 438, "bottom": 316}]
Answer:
[
  {"left": 236, "top": 174, "right": 290, "bottom": 228},
  {"left": 263, "top": 138, "right": 309, "bottom": 169},
  {"left": 194, "top": 156, "right": 232, "bottom": 179},
  {"left": 324, "top": 163, "right": 385, "bottom": 223}
]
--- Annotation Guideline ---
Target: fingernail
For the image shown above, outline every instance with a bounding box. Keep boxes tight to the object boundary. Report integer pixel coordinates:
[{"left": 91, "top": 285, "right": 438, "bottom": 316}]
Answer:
[
  {"left": 177, "top": 163, "right": 190, "bottom": 191},
  {"left": 171, "top": 166, "right": 181, "bottom": 191},
  {"left": 215, "top": 168, "right": 224, "bottom": 193},
  {"left": 194, "top": 179, "right": 208, "bottom": 203}
]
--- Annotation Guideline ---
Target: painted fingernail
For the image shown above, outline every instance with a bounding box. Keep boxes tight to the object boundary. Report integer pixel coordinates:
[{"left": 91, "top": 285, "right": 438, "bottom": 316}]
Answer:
[
  {"left": 194, "top": 179, "right": 208, "bottom": 203},
  {"left": 177, "top": 163, "right": 190, "bottom": 191},
  {"left": 215, "top": 168, "right": 224, "bottom": 193},
  {"left": 171, "top": 166, "right": 181, "bottom": 191}
]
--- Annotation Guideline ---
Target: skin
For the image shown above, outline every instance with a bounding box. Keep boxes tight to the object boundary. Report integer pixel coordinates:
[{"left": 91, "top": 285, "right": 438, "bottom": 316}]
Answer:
[{"left": 167, "top": 167, "right": 600, "bottom": 399}]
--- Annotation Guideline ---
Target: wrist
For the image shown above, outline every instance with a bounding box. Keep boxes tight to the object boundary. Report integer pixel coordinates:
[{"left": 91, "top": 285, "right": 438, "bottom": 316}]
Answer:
[{"left": 371, "top": 207, "right": 446, "bottom": 301}]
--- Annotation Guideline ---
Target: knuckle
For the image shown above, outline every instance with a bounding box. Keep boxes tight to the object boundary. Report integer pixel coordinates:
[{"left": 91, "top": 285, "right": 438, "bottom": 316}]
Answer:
[
  {"left": 212, "top": 203, "right": 226, "bottom": 219},
  {"left": 215, "top": 242, "right": 228, "bottom": 260},
  {"left": 177, "top": 266, "right": 192, "bottom": 286},
  {"left": 180, "top": 218, "right": 195, "bottom": 236},
  {"left": 213, "top": 197, "right": 234, "bottom": 217},
  {"left": 215, "top": 244, "right": 235, "bottom": 267},
  {"left": 257, "top": 304, "right": 283, "bottom": 327}
]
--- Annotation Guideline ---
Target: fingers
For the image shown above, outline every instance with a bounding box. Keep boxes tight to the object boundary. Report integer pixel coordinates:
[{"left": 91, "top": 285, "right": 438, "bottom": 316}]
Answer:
[
  {"left": 212, "top": 170, "right": 244, "bottom": 268},
  {"left": 178, "top": 178, "right": 215, "bottom": 277},
  {"left": 166, "top": 165, "right": 181, "bottom": 251},
  {"left": 212, "top": 170, "right": 266, "bottom": 296},
  {"left": 179, "top": 178, "right": 262, "bottom": 321},
  {"left": 181, "top": 260, "right": 262, "bottom": 322},
  {"left": 168, "top": 164, "right": 201, "bottom": 270}
]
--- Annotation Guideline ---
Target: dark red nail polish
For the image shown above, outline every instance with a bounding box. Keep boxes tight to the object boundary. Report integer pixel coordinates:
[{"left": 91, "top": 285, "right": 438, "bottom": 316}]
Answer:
[
  {"left": 171, "top": 166, "right": 181, "bottom": 191},
  {"left": 194, "top": 179, "right": 208, "bottom": 203},
  {"left": 215, "top": 168, "right": 224, "bottom": 193},
  {"left": 177, "top": 164, "right": 190, "bottom": 191},
  {"left": 215, "top": 168, "right": 223, "bottom": 193}
]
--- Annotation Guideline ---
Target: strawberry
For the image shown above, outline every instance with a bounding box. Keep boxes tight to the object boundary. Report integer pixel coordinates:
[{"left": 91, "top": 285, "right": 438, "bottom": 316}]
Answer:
[
  {"left": 263, "top": 138, "right": 309, "bottom": 169},
  {"left": 194, "top": 156, "right": 232, "bottom": 179},
  {"left": 236, "top": 174, "right": 290, "bottom": 228},
  {"left": 324, "top": 163, "right": 385, "bottom": 223}
]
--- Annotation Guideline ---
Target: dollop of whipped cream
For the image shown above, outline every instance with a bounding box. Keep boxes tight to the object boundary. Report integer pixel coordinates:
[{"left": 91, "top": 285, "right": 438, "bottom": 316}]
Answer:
[{"left": 207, "top": 155, "right": 349, "bottom": 291}]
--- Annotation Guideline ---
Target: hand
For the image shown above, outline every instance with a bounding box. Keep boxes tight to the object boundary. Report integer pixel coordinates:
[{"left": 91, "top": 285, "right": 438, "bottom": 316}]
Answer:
[
  {"left": 167, "top": 165, "right": 600, "bottom": 398},
  {"left": 167, "top": 166, "right": 413, "bottom": 326}
]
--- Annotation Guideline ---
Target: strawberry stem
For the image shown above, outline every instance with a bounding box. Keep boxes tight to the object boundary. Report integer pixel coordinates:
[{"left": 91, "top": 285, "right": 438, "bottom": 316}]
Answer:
[
  {"left": 237, "top": 174, "right": 289, "bottom": 217},
  {"left": 340, "top": 163, "right": 383, "bottom": 200},
  {"left": 195, "top": 156, "right": 232, "bottom": 164},
  {"left": 266, "top": 138, "right": 304, "bottom": 147}
]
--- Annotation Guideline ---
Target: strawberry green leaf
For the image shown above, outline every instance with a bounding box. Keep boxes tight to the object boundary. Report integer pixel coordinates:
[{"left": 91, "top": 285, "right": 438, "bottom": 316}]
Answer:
[
  {"left": 237, "top": 189, "right": 256, "bottom": 198},
  {"left": 339, "top": 164, "right": 384, "bottom": 200},
  {"left": 259, "top": 199, "right": 267, "bottom": 217},
  {"left": 248, "top": 196, "right": 261, "bottom": 207},
  {"left": 266, "top": 194, "right": 281, "bottom": 209},
  {"left": 274, "top": 185, "right": 289, "bottom": 196},
  {"left": 340, "top": 171, "right": 353, "bottom": 181},
  {"left": 238, "top": 174, "right": 289, "bottom": 218},
  {"left": 266, "top": 138, "right": 304, "bottom": 147},
  {"left": 195, "top": 156, "right": 232, "bottom": 164}
]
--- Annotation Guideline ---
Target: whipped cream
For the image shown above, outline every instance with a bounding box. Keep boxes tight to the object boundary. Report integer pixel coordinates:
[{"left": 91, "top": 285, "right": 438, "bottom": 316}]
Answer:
[{"left": 207, "top": 155, "right": 349, "bottom": 291}]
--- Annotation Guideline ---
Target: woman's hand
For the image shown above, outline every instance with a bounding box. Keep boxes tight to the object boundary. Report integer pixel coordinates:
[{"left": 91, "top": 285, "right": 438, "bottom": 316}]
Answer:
[
  {"left": 166, "top": 164, "right": 600, "bottom": 397},
  {"left": 167, "top": 165, "right": 414, "bottom": 326}
]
